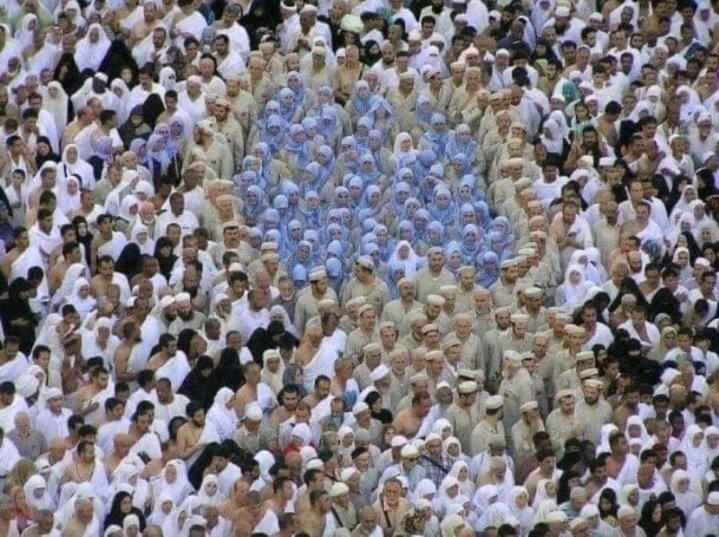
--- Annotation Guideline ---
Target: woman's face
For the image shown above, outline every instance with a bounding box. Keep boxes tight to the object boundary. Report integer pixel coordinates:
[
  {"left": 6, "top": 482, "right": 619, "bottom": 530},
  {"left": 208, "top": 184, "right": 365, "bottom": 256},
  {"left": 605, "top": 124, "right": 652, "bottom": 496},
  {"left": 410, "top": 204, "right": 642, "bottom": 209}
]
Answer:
[
  {"left": 628, "top": 489, "right": 639, "bottom": 504},
  {"left": 165, "top": 464, "right": 177, "bottom": 483},
  {"left": 447, "top": 484, "right": 459, "bottom": 498},
  {"left": 205, "top": 481, "right": 218, "bottom": 496},
  {"left": 370, "top": 397, "right": 382, "bottom": 412},
  {"left": 120, "top": 495, "right": 132, "bottom": 513},
  {"left": 569, "top": 270, "right": 582, "bottom": 285},
  {"left": 458, "top": 466, "right": 469, "bottom": 480},
  {"left": 515, "top": 492, "right": 528, "bottom": 508},
  {"left": 161, "top": 500, "right": 173, "bottom": 514},
  {"left": 37, "top": 141, "right": 50, "bottom": 156},
  {"left": 131, "top": 113, "right": 143, "bottom": 127},
  {"left": 449, "top": 252, "right": 462, "bottom": 268},
  {"left": 357, "top": 86, "right": 369, "bottom": 99},
  {"left": 67, "top": 180, "right": 79, "bottom": 195},
  {"left": 678, "top": 478, "right": 689, "bottom": 492}
]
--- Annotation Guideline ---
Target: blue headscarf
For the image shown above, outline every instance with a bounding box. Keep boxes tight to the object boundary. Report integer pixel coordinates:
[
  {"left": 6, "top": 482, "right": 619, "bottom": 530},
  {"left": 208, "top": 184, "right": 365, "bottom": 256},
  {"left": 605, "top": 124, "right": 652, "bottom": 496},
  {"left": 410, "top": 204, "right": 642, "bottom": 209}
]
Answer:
[
  {"left": 428, "top": 184, "right": 457, "bottom": 227},
  {"left": 259, "top": 113, "right": 288, "bottom": 154},
  {"left": 277, "top": 87, "right": 298, "bottom": 123},
  {"left": 421, "top": 113, "right": 449, "bottom": 158},
  {"left": 445, "top": 124, "right": 478, "bottom": 161},
  {"left": 282, "top": 124, "right": 311, "bottom": 171},
  {"left": 350, "top": 80, "right": 377, "bottom": 117},
  {"left": 299, "top": 191, "right": 323, "bottom": 229},
  {"left": 316, "top": 145, "right": 335, "bottom": 186},
  {"left": 426, "top": 221, "right": 445, "bottom": 247},
  {"left": 459, "top": 223, "right": 484, "bottom": 264},
  {"left": 356, "top": 153, "right": 382, "bottom": 185},
  {"left": 355, "top": 116, "right": 373, "bottom": 153},
  {"left": 242, "top": 185, "right": 268, "bottom": 225},
  {"left": 477, "top": 251, "right": 501, "bottom": 288},
  {"left": 317, "top": 105, "right": 339, "bottom": 144}
]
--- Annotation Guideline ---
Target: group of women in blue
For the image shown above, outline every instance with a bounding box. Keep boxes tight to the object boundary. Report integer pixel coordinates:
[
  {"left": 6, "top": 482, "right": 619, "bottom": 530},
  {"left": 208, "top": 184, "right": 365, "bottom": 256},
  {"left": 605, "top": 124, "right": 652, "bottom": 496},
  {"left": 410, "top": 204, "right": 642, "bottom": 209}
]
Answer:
[{"left": 232, "top": 78, "right": 518, "bottom": 299}]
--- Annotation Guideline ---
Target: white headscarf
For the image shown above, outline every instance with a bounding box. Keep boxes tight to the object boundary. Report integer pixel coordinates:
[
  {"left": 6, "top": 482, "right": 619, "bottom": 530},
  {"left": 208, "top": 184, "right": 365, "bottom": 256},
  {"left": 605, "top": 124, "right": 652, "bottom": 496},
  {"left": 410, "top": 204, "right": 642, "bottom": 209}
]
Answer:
[
  {"left": 152, "top": 460, "right": 193, "bottom": 505},
  {"left": 388, "top": 240, "right": 421, "bottom": 279},
  {"left": 670, "top": 469, "right": 702, "bottom": 517},
  {"left": 23, "top": 474, "right": 55, "bottom": 510},
  {"left": 66, "top": 277, "right": 96, "bottom": 316},
  {"left": 75, "top": 23, "right": 111, "bottom": 71},
  {"left": 197, "top": 474, "right": 225, "bottom": 506},
  {"left": 205, "top": 388, "right": 238, "bottom": 441},
  {"left": 130, "top": 223, "right": 156, "bottom": 256}
]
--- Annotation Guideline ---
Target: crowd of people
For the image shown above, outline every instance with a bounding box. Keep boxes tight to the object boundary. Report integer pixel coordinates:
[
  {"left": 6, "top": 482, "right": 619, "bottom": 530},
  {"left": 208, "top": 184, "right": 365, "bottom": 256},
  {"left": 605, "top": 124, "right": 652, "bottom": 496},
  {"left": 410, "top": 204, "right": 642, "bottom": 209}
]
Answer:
[{"left": 3, "top": 0, "right": 719, "bottom": 535}]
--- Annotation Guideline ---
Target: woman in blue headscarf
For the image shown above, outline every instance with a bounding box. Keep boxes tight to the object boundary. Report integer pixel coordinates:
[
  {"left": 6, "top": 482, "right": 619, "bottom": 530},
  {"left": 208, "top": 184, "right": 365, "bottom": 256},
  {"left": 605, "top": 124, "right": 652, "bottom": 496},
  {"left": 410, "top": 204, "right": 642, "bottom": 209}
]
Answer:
[
  {"left": 412, "top": 149, "right": 437, "bottom": 182},
  {"left": 487, "top": 231, "right": 513, "bottom": 263},
  {"left": 491, "top": 216, "right": 516, "bottom": 250},
  {"left": 401, "top": 197, "right": 422, "bottom": 224},
  {"left": 286, "top": 71, "right": 310, "bottom": 109},
  {"left": 410, "top": 94, "right": 435, "bottom": 144},
  {"left": 445, "top": 242, "right": 464, "bottom": 276},
  {"left": 356, "top": 153, "right": 384, "bottom": 187},
  {"left": 427, "top": 184, "right": 458, "bottom": 231},
  {"left": 325, "top": 258, "right": 345, "bottom": 295},
  {"left": 459, "top": 224, "right": 484, "bottom": 265},
  {"left": 477, "top": 251, "right": 501, "bottom": 288},
  {"left": 283, "top": 219, "right": 305, "bottom": 258},
  {"left": 367, "top": 129, "right": 394, "bottom": 176},
  {"left": 363, "top": 186, "right": 390, "bottom": 225},
  {"left": 373, "top": 224, "right": 394, "bottom": 262},
  {"left": 333, "top": 137, "right": 360, "bottom": 183},
  {"left": 347, "top": 80, "right": 377, "bottom": 126},
  {"left": 145, "top": 134, "right": 171, "bottom": 185},
  {"left": 475, "top": 201, "right": 493, "bottom": 231},
  {"left": 397, "top": 219, "right": 420, "bottom": 253},
  {"left": 281, "top": 181, "right": 304, "bottom": 223},
  {"left": 355, "top": 117, "right": 372, "bottom": 153},
  {"left": 316, "top": 106, "right": 341, "bottom": 151},
  {"left": 130, "top": 138, "right": 149, "bottom": 167},
  {"left": 242, "top": 185, "right": 268, "bottom": 227},
  {"left": 285, "top": 240, "right": 314, "bottom": 274},
  {"left": 386, "top": 259, "right": 406, "bottom": 300},
  {"left": 331, "top": 186, "right": 351, "bottom": 210},
  {"left": 456, "top": 176, "right": 477, "bottom": 207},
  {"left": 345, "top": 175, "right": 364, "bottom": 210},
  {"left": 387, "top": 180, "right": 412, "bottom": 218},
  {"left": 299, "top": 191, "right": 323, "bottom": 229},
  {"left": 446, "top": 123, "right": 479, "bottom": 164},
  {"left": 298, "top": 162, "right": 324, "bottom": 198},
  {"left": 426, "top": 221, "right": 445, "bottom": 249},
  {"left": 280, "top": 124, "right": 311, "bottom": 173},
  {"left": 260, "top": 208, "right": 281, "bottom": 237},
  {"left": 447, "top": 153, "right": 473, "bottom": 185},
  {"left": 277, "top": 87, "right": 303, "bottom": 124},
  {"left": 412, "top": 208, "right": 431, "bottom": 243},
  {"left": 257, "top": 114, "right": 288, "bottom": 155},
  {"left": 303, "top": 230, "right": 324, "bottom": 265},
  {"left": 254, "top": 142, "right": 288, "bottom": 196},
  {"left": 363, "top": 98, "right": 397, "bottom": 145},
  {"left": 361, "top": 242, "right": 387, "bottom": 280},
  {"left": 419, "top": 113, "right": 450, "bottom": 159},
  {"left": 324, "top": 224, "right": 350, "bottom": 255},
  {"left": 315, "top": 145, "right": 335, "bottom": 187}
]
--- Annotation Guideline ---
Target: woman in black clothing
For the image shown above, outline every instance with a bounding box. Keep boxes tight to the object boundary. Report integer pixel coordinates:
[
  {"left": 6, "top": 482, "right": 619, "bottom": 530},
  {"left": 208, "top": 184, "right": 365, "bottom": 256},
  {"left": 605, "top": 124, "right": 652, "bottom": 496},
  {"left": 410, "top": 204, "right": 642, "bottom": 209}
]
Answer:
[
  {"left": 211, "top": 347, "right": 244, "bottom": 393},
  {"left": 34, "top": 136, "right": 60, "bottom": 169},
  {"left": 104, "top": 491, "right": 146, "bottom": 531},
  {"left": 639, "top": 499, "right": 664, "bottom": 536},
  {"left": 53, "top": 53, "right": 83, "bottom": 95},
  {"left": 153, "top": 237, "right": 177, "bottom": 281},
  {"left": 0, "top": 278, "right": 38, "bottom": 354},
  {"left": 365, "top": 390, "right": 392, "bottom": 424},
  {"left": 114, "top": 243, "right": 144, "bottom": 282},
  {"left": 72, "top": 216, "right": 94, "bottom": 268},
  {"left": 178, "top": 355, "right": 215, "bottom": 409}
]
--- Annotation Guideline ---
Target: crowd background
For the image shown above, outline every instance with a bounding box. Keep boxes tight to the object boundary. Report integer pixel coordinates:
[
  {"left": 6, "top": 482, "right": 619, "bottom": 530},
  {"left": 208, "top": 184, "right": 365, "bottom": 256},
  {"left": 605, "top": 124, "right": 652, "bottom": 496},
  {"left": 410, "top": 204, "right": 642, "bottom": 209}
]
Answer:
[{"left": 3, "top": 0, "right": 719, "bottom": 536}]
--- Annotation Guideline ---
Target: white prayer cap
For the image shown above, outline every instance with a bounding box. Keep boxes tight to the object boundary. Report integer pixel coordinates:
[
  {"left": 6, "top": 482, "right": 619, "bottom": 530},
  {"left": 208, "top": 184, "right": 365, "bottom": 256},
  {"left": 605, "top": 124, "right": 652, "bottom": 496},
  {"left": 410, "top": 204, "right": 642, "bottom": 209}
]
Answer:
[
  {"left": 160, "top": 295, "right": 175, "bottom": 308},
  {"left": 707, "top": 491, "right": 719, "bottom": 505},
  {"left": 369, "top": 365, "right": 390, "bottom": 382},
  {"left": 175, "top": 292, "right": 191, "bottom": 304},
  {"left": 617, "top": 506, "right": 636, "bottom": 519},
  {"left": 45, "top": 387, "right": 63, "bottom": 400},
  {"left": 486, "top": 395, "right": 504, "bottom": 410},
  {"left": 352, "top": 402, "right": 369, "bottom": 415},
  {"left": 244, "top": 403, "right": 262, "bottom": 421},
  {"left": 341, "top": 468, "right": 359, "bottom": 482},
  {"left": 391, "top": 435, "right": 408, "bottom": 448},
  {"left": 545, "top": 511, "right": 566, "bottom": 523},
  {"left": 330, "top": 482, "right": 349, "bottom": 497},
  {"left": 520, "top": 401, "right": 538, "bottom": 413},
  {"left": 400, "top": 444, "right": 420, "bottom": 458}
]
